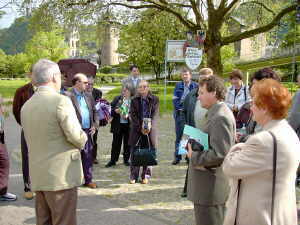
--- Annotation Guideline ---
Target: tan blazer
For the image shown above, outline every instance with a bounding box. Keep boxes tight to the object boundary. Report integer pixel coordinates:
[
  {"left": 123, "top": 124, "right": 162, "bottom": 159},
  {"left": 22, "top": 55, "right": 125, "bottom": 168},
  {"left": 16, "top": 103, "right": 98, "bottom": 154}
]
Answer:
[
  {"left": 223, "top": 119, "right": 300, "bottom": 225},
  {"left": 187, "top": 102, "right": 236, "bottom": 205},
  {"left": 21, "top": 86, "right": 87, "bottom": 191}
]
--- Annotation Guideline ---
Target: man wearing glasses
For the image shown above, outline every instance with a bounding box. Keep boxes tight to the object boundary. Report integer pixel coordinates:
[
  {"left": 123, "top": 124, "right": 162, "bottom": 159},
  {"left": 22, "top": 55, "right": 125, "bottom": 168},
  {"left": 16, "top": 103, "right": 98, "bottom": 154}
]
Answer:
[
  {"left": 86, "top": 76, "right": 102, "bottom": 164},
  {"left": 65, "top": 73, "right": 98, "bottom": 189}
]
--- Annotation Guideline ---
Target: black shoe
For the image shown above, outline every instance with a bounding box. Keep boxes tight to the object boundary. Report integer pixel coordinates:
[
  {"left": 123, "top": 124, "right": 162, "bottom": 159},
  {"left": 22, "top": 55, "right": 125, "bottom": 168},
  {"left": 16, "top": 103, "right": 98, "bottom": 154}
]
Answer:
[
  {"left": 181, "top": 192, "right": 187, "bottom": 198},
  {"left": 105, "top": 161, "right": 116, "bottom": 168},
  {"left": 124, "top": 161, "right": 130, "bottom": 166},
  {"left": 185, "top": 156, "right": 189, "bottom": 164},
  {"left": 93, "top": 159, "right": 99, "bottom": 164},
  {"left": 172, "top": 159, "right": 180, "bottom": 165}
]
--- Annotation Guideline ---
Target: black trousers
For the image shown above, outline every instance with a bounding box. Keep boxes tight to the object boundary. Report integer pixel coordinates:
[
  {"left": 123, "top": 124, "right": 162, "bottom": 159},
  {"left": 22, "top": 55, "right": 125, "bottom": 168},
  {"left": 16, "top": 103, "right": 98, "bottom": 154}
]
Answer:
[
  {"left": 110, "top": 123, "right": 130, "bottom": 163},
  {"left": 92, "top": 129, "right": 98, "bottom": 161}
]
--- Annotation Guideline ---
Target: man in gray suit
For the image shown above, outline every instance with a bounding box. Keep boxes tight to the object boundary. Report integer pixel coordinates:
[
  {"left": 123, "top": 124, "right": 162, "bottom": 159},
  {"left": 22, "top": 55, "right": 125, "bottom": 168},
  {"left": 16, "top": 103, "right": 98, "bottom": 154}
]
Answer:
[
  {"left": 186, "top": 76, "right": 236, "bottom": 225},
  {"left": 122, "top": 65, "right": 141, "bottom": 96}
]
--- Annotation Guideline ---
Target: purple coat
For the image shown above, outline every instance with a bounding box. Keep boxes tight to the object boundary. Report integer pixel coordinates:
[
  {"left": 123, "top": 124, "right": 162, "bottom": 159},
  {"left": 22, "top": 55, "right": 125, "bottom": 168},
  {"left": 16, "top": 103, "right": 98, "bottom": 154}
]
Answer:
[{"left": 128, "top": 93, "right": 159, "bottom": 148}]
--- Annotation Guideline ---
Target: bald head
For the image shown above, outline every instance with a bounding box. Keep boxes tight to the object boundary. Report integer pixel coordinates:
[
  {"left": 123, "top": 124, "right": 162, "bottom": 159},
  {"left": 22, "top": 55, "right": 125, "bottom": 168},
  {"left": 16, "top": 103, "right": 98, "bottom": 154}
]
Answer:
[{"left": 72, "top": 73, "right": 88, "bottom": 92}]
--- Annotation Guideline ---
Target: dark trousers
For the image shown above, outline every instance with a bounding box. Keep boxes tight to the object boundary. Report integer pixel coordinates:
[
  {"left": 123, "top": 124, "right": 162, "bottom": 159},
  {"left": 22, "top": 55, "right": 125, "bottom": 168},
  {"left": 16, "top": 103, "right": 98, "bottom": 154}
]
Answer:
[
  {"left": 82, "top": 129, "right": 93, "bottom": 184},
  {"left": 0, "top": 133, "right": 9, "bottom": 195},
  {"left": 92, "top": 129, "right": 98, "bottom": 161},
  {"left": 194, "top": 203, "right": 225, "bottom": 225},
  {"left": 110, "top": 123, "right": 130, "bottom": 163},
  {"left": 183, "top": 165, "right": 189, "bottom": 194},
  {"left": 173, "top": 111, "right": 185, "bottom": 161},
  {"left": 21, "top": 130, "right": 31, "bottom": 192},
  {"left": 35, "top": 187, "right": 78, "bottom": 225}
]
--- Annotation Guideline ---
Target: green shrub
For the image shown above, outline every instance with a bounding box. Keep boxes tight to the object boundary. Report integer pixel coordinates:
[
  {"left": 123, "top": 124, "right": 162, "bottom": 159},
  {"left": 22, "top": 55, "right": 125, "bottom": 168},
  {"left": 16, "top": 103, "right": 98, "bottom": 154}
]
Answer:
[{"left": 99, "top": 66, "right": 113, "bottom": 74}]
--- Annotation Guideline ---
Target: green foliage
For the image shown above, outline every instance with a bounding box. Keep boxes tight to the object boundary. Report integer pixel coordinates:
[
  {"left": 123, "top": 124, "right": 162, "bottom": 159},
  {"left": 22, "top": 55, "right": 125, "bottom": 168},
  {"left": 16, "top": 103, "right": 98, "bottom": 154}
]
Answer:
[
  {"left": 0, "top": 50, "right": 29, "bottom": 78},
  {"left": 24, "top": 29, "right": 69, "bottom": 65},
  {"left": 0, "top": 17, "right": 32, "bottom": 55},
  {"left": 99, "top": 66, "right": 113, "bottom": 74},
  {"left": 118, "top": 9, "right": 186, "bottom": 79}
]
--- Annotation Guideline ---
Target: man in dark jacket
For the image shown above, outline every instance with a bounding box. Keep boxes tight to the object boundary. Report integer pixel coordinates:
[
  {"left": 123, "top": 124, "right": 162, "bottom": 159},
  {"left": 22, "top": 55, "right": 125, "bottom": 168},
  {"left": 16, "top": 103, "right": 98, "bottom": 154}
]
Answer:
[
  {"left": 172, "top": 67, "right": 198, "bottom": 165},
  {"left": 12, "top": 69, "right": 34, "bottom": 200},
  {"left": 87, "top": 76, "right": 102, "bottom": 164}
]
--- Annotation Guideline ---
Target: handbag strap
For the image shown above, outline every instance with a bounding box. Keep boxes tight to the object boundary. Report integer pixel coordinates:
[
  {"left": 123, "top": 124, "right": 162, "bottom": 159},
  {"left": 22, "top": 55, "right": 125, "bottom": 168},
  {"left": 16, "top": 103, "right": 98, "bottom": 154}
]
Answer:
[
  {"left": 234, "top": 131, "right": 277, "bottom": 225},
  {"left": 135, "top": 134, "right": 151, "bottom": 148},
  {"left": 269, "top": 131, "right": 277, "bottom": 225}
]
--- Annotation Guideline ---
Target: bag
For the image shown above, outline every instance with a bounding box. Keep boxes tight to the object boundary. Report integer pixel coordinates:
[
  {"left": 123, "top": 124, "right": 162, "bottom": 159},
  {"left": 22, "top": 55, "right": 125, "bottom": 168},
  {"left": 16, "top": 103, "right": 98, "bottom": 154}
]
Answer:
[
  {"left": 236, "top": 102, "right": 251, "bottom": 129},
  {"left": 95, "top": 99, "right": 111, "bottom": 127},
  {"left": 131, "top": 135, "right": 158, "bottom": 167},
  {"left": 234, "top": 131, "right": 277, "bottom": 225}
]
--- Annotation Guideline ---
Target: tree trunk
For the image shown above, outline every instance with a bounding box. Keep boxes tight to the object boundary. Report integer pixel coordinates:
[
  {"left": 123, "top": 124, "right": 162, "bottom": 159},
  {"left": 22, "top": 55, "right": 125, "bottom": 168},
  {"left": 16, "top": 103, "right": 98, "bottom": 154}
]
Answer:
[{"left": 206, "top": 43, "right": 223, "bottom": 76}]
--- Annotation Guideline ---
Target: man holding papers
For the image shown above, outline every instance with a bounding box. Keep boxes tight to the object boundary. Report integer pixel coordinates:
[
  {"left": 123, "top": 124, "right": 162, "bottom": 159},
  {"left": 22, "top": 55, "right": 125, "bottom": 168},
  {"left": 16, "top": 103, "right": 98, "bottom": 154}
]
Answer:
[{"left": 186, "top": 76, "right": 236, "bottom": 225}]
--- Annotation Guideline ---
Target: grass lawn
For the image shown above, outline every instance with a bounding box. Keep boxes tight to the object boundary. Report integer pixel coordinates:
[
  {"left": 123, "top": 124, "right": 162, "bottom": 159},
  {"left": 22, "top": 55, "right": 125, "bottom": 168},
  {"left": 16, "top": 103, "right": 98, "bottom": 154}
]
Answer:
[
  {"left": 105, "top": 83, "right": 175, "bottom": 114},
  {"left": 0, "top": 79, "right": 29, "bottom": 98}
]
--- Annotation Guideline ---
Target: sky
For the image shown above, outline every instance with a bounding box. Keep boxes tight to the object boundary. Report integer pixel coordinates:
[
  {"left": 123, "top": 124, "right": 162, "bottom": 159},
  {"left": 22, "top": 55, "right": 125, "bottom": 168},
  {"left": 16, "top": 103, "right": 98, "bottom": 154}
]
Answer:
[{"left": 0, "top": 4, "right": 20, "bottom": 29}]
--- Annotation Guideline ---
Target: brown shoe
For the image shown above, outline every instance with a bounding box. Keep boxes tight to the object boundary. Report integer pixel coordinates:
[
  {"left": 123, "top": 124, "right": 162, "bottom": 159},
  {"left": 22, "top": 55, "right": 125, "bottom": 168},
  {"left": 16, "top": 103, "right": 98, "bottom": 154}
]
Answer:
[
  {"left": 23, "top": 191, "right": 34, "bottom": 200},
  {"left": 85, "top": 183, "right": 97, "bottom": 189},
  {"left": 141, "top": 179, "right": 149, "bottom": 184}
]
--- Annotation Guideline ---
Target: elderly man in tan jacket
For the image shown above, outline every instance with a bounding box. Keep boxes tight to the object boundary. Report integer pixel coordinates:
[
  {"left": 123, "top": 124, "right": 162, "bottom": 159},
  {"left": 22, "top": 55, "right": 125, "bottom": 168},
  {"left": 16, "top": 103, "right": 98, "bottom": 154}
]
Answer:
[{"left": 21, "top": 59, "right": 87, "bottom": 225}]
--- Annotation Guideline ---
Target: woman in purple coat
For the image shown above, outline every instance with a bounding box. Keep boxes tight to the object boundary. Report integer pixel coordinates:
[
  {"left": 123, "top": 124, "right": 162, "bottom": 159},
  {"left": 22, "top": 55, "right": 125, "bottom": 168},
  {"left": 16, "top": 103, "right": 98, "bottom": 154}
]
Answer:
[{"left": 128, "top": 80, "right": 159, "bottom": 184}]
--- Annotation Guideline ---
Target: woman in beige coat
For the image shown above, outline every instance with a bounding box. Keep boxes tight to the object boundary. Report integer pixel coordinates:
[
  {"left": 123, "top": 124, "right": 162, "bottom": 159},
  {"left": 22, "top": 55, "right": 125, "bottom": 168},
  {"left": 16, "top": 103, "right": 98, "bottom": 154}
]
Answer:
[{"left": 223, "top": 79, "right": 300, "bottom": 225}]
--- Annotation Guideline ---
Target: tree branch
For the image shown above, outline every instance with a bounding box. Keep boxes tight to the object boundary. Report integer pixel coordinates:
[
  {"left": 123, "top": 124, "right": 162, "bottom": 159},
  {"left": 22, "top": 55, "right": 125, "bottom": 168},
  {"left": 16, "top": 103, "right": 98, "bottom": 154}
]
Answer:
[
  {"left": 108, "top": 2, "right": 195, "bottom": 29},
  {"left": 222, "top": 4, "right": 296, "bottom": 45},
  {"left": 221, "top": 0, "right": 240, "bottom": 17},
  {"left": 240, "top": 1, "right": 275, "bottom": 16},
  {"left": 189, "top": 0, "right": 205, "bottom": 28}
]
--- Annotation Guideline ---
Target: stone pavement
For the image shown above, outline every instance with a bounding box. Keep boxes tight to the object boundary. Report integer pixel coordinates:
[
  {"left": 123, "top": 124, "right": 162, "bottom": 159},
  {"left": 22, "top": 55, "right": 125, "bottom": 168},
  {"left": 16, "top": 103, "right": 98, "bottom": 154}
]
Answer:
[{"left": 0, "top": 114, "right": 176, "bottom": 225}]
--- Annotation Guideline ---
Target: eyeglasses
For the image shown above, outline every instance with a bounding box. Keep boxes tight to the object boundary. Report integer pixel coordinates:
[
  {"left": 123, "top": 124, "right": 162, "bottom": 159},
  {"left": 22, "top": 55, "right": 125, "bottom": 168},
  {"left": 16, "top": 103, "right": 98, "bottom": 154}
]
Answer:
[
  {"left": 80, "top": 81, "right": 89, "bottom": 84},
  {"left": 138, "top": 85, "right": 148, "bottom": 88}
]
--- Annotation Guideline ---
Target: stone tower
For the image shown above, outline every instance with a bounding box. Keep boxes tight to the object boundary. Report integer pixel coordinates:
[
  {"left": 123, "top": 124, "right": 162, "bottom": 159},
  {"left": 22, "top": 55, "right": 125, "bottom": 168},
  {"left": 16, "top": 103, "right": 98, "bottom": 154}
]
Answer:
[
  {"left": 100, "top": 23, "right": 119, "bottom": 66},
  {"left": 69, "top": 28, "right": 79, "bottom": 57}
]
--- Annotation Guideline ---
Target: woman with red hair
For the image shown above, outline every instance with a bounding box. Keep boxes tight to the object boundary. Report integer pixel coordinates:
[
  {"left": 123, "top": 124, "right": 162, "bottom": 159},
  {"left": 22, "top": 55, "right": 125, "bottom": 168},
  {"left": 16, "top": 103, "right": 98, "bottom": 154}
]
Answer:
[{"left": 223, "top": 79, "right": 300, "bottom": 225}]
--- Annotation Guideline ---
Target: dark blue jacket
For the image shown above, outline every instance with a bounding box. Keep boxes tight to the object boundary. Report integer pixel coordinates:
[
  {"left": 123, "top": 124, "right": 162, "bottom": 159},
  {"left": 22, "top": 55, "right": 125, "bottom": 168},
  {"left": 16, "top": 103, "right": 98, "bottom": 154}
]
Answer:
[{"left": 172, "top": 81, "right": 198, "bottom": 111}]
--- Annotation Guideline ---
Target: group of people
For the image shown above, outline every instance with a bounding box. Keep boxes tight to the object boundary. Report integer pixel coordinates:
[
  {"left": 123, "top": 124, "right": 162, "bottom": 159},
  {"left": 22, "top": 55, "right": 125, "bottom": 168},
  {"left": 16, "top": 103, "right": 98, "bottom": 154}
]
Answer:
[
  {"left": 172, "top": 67, "right": 300, "bottom": 225},
  {"left": 0, "top": 57, "right": 300, "bottom": 225}
]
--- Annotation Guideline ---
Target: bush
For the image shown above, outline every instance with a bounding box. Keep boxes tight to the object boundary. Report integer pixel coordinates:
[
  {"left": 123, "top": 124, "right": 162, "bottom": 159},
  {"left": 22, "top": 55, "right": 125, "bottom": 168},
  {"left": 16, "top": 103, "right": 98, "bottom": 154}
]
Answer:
[
  {"left": 95, "top": 73, "right": 128, "bottom": 84},
  {"left": 99, "top": 66, "right": 113, "bottom": 74}
]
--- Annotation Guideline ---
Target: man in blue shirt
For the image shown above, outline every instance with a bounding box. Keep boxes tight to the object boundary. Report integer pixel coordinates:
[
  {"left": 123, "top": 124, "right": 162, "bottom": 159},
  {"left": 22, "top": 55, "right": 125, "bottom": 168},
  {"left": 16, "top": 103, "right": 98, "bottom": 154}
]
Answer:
[
  {"left": 172, "top": 68, "right": 198, "bottom": 165},
  {"left": 65, "top": 73, "right": 98, "bottom": 188}
]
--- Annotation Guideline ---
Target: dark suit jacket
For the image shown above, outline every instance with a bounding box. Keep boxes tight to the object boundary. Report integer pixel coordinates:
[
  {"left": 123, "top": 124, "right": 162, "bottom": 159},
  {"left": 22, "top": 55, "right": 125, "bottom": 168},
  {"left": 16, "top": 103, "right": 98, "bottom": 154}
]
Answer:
[
  {"left": 128, "top": 93, "right": 159, "bottom": 148},
  {"left": 187, "top": 102, "right": 236, "bottom": 205},
  {"left": 122, "top": 77, "right": 142, "bottom": 96},
  {"left": 92, "top": 88, "right": 102, "bottom": 102},
  {"left": 13, "top": 83, "right": 34, "bottom": 125},
  {"left": 110, "top": 95, "right": 130, "bottom": 133},
  {"left": 64, "top": 88, "right": 98, "bottom": 128},
  {"left": 183, "top": 87, "right": 198, "bottom": 127}
]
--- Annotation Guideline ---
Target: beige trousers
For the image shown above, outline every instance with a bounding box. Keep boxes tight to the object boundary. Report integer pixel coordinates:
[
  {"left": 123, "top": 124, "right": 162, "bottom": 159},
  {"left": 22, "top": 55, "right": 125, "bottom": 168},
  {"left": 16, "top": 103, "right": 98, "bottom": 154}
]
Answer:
[{"left": 35, "top": 187, "right": 78, "bottom": 225}]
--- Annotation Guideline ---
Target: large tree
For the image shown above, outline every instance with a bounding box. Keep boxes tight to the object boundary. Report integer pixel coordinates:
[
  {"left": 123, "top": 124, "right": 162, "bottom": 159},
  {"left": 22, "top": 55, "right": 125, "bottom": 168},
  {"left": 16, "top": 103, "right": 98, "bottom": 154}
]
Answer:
[
  {"left": 118, "top": 9, "right": 186, "bottom": 79},
  {"left": 63, "top": 0, "right": 297, "bottom": 75}
]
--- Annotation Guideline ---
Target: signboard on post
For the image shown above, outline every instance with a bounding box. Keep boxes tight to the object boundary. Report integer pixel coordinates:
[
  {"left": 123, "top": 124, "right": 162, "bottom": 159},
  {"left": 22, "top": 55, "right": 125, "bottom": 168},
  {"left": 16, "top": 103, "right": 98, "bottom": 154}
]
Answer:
[
  {"left": 166, "top": 40, "right": 186, "bottom": 62},
  {"left": 185, "top": 47, "right": 203, "bottom": 70}
]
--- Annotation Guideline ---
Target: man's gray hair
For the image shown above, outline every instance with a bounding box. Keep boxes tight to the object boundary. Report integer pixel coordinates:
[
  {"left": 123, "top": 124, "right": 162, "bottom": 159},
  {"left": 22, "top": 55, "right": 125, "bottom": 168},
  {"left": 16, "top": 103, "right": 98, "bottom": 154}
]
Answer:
[{"left": 32, "top": 59, "right": 61, "bottom": 85}]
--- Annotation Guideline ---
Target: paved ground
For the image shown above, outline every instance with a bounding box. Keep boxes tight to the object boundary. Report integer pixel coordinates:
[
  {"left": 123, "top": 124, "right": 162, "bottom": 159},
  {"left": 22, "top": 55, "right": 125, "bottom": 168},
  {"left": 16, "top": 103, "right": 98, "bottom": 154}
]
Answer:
[{"left": 1, "top": 110, "right": 195, "bottom": 225}]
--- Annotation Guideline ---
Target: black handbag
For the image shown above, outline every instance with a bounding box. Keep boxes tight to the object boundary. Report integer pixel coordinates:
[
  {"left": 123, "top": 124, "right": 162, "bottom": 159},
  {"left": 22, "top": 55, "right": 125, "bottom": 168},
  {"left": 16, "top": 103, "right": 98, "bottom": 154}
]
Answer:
[
  {"left": 234, "top": 131, "right": 277, "bottom": 225},
  {"left": 131, "top": 135, "right": 158, "bottom": 167}
]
